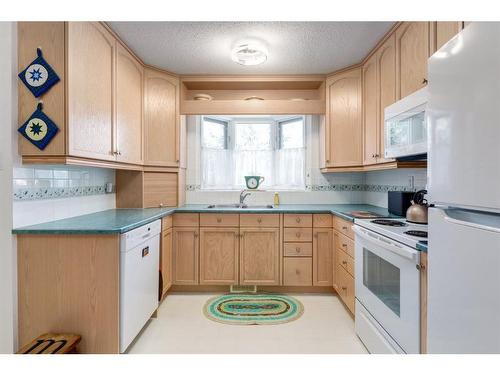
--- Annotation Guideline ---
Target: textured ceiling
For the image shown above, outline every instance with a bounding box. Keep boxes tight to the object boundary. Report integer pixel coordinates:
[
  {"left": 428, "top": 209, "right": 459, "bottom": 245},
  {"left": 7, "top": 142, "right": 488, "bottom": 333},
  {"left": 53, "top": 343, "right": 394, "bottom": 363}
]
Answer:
[{"left": 108, "top": 22, "right": 394, "bottom": 75}]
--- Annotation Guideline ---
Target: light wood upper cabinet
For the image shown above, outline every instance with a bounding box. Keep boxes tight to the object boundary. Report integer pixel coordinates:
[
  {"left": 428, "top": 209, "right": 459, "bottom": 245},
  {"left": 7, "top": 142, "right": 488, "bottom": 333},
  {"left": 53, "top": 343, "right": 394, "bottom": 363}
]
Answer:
[
  {"left": 172, "top": 227, "right": 199, "bottom": 285},
  {"left": 143, "top": 172, "right": 178, "bottom": 208},
  {"left": 396, "top": 22, "right": 430, "bottom": 99},
  {"left": 377, "top": 33, "right": 397, "bottom": 163},
  {"left": 239, "top": 228, "right": 280, "bottom": 285},
  {"left": 116, "top": 43, "right": 143, "bottom": 165},
  {"left": 67, "top": 22, "right": 115, "bottom": 161},
  {"left": 199, "top": 228, "right": 239, "bottom": 285},
  {"left": 313, "top": 228, "right": 333, "bottom": 286},
  {"left": 161, "top": 227, "right": 173, "bottom": 297},
  {"left": 432, "top": 22, "right": 463, "bottom": 53},
  {"left": 363, "top": 54, "right": 379, "bottom": 165},
  {"left": 324, "top": 67, "right": 363, "bottom": 167},
  {"left": 144, "top": 68, "right": 180, "bottom": 167}
]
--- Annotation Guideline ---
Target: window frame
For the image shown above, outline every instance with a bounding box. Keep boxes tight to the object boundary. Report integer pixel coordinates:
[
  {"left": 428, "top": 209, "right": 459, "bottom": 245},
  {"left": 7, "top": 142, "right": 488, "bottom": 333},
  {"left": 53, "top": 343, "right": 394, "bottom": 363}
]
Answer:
[{"left": 200, "top": 115, "right": 306, "bottom": 191}]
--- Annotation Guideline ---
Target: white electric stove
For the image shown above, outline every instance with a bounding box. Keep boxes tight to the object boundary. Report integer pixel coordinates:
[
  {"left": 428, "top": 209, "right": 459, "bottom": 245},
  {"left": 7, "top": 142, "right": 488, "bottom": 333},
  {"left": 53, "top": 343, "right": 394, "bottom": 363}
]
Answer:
[{"left": 352, "top": 218, "right": 426, "bottom": 354}]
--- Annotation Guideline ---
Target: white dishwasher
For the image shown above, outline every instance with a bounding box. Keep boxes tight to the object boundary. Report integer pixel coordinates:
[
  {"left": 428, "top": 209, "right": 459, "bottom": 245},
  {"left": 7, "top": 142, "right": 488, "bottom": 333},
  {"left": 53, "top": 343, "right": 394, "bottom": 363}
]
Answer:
[{"left": 120, "top": 219, "right": 161, "bottom": 353}]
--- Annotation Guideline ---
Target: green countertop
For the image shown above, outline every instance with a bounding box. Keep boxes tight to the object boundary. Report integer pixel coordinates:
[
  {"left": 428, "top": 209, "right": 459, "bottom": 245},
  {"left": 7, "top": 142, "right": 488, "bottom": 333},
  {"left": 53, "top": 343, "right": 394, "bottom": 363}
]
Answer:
[{"left": 12, "top": 204, "right": 396, "bottom": 235}]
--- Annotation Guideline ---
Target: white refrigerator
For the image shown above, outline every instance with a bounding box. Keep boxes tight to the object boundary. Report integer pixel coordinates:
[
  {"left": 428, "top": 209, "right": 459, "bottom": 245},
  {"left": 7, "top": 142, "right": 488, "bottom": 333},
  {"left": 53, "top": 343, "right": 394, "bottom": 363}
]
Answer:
[{"left": 427, "top": 22, "right": 500, "bottom": 353}]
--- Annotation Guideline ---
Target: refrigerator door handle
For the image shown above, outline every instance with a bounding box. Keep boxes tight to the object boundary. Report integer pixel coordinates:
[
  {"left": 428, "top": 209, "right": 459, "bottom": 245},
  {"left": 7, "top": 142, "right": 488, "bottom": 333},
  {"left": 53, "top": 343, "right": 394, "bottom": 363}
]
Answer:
[
  {"left": 444, "top": 213, "right": 500, "bottom": 233},
  {"left": 353, "top": 225, "right": 419, "bottom": 263}
]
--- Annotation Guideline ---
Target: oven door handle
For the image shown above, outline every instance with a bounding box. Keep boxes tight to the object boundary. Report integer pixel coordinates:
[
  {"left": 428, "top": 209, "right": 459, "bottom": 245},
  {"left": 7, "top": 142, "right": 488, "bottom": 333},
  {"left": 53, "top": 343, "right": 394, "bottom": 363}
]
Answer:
[{"left": 353, "top": 225, "right": 419, "bottom": 263}]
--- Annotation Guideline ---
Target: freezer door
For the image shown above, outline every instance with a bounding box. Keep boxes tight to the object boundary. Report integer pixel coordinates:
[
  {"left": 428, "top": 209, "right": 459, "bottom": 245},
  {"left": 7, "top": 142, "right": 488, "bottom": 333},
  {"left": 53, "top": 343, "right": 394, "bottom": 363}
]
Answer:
[
  {"left": 428, "top": 207, "right": 500, "bottom": 353},
  {"left": 427, "top": 22, "right": 500, "bottom": 212}
]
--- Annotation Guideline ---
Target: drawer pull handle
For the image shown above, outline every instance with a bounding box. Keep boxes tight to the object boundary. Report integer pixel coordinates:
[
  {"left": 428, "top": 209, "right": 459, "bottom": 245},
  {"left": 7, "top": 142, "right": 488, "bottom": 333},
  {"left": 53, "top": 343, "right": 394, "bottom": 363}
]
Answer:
[
  {"left": 217, "top": 218, "right": 222, "bottom": 223},
  {"left": 257, "top": 218, "right": 262, "bottom": 223},
  {"left": 342, "top": 286, "right": 347, "bottom": 291},
  {"left": 342, "top": 243, "right": 347, "bottom": 247},
  {"left": 342, "top": 226, "right": 348, "bottom": 230},
  {"left": 296, "top": 247, "right": 301, "bottom": 253},
  {"left": 296, "top": 218, "right": 301, "bottom": 223},
  {"left": 342, "top": 260, "right": 348, "bottom": 265}
]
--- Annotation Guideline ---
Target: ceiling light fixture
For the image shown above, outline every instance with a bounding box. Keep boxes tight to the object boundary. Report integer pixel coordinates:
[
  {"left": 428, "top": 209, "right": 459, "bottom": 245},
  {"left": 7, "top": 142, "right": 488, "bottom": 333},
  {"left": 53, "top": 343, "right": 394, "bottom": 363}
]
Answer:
[{"left": 231, "top": 43, "right": 268, "bottom": 66}]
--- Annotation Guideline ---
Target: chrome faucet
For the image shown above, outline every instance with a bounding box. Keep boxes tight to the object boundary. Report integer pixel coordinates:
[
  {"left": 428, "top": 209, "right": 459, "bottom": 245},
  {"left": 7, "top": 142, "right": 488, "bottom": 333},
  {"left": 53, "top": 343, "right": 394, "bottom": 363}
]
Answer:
[{"left": 239, "top": 190, "right": 252, "bottom": 207}]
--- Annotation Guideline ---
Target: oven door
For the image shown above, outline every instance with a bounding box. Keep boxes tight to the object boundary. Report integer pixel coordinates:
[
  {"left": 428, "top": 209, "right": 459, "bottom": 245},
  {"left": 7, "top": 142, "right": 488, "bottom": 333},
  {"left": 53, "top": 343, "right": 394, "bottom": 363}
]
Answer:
[{"left": 353, "top": 225, "right": 420, "bottom": 354}]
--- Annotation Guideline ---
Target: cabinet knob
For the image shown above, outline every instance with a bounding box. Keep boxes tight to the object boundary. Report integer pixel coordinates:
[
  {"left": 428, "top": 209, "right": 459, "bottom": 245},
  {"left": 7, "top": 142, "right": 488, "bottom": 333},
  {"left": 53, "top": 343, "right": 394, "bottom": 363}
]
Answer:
[
  {"left": 342, "top": 286, "right": 347, "bottom": 291},
  {"left": 342, "top": 243, "right": 347, "bottom": 248},
  {"left": 342, "top": 260, "right": 348, "bottom": 265},
  {"left": 422, "top": 78, "right": 428, "bottom": 84},
  {"left": 342, "top": 226, "right": 348, "bottom": 230},
  {"left": 416, "top": 264, "right": 426, "bottom": 271},
  {"left": 326, "top": 159, "right": 330, "bottom": 163},
  {"left": 296, "top": 232, "right": 301, "bottom": 238},
  {"left": 296, "top": 217, "right": 301, "bottom": 223},
  {"left": 257, "top": 218, "right": 262, "bottom": 223},
  {"left": 194, "top": 232, "right": 198, "bottom": 238},
  {"left": 217, "top": 218, "right": 222, "bottom": 223},
  {"left": 159, "top": 203, "right": 164, "bottom": 208},
  {"left": 295, "top": 247, "right": 301, "bottom": 253}
]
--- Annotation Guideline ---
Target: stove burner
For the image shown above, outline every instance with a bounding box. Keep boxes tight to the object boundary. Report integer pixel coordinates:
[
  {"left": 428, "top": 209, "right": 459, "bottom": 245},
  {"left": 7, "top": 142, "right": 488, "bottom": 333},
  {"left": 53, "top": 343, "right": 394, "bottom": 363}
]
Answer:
[
  {"left": 404, "top": 230, "right": 428, "bottom": 238},
  {"left": 371, "top": 219, "right": 408, "bottom": 227}
]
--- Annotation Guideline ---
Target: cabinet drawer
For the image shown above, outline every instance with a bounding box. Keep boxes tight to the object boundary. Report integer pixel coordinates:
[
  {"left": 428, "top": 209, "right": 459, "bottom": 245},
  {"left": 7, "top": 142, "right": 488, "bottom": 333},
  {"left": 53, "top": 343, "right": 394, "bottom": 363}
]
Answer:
[
  {"left": 283, "top": 258, "right": 313, "bottom": 286},
  {"left": 284, "top": 227, "right": 313, "bottom": 242},
  {"left": 335, "top": 231, "right": 355, "bottom": 258},
  {"left": 284, "top": 242, "right": 313, "bottom": 257},
  {"left": 173, "top": 213, "right": 199, "bottom": 227},
  {"left": 240, "top": 214, "right": 280, "bottom": 228},
  {"left": 333, "top": 216, "right": 354, "bottom": 239},
  {"left": 200, "top": 213, "right": 239, "bottom": 227},
  {"left": 284, "top": 214, "right": 312, "bottom": 227},
  {"left": 336, "top": 263, "right": 355, "bottom": 313},
  {"left": 313, "top": 214, "right": 333, "bottom": 228},
  {"left": 162, "top": 215, "right": 173, "bottom": 230},
  {"left": 337, "top": 248, "right": 354, "bottom": 277}
]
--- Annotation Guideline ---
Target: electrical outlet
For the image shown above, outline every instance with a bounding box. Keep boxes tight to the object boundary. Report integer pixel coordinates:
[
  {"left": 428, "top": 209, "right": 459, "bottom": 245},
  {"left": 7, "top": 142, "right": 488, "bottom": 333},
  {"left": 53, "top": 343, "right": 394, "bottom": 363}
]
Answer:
[{"left": 408, "top": 175, "right": 415, "bottom": 189}]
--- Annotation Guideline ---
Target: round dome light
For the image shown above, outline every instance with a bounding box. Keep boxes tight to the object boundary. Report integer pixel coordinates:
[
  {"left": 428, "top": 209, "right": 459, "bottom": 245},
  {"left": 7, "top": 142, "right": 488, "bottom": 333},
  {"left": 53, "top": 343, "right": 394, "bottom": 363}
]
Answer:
[{"left": 231, "top": 43, "right": 267, "bottom": 66}]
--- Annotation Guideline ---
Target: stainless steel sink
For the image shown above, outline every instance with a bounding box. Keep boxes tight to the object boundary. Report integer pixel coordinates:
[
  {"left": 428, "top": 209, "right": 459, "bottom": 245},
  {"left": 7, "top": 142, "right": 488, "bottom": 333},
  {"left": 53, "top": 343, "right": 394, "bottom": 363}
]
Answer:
[{"left": 206, "top": 204, "right": 274, "bottom": 209}]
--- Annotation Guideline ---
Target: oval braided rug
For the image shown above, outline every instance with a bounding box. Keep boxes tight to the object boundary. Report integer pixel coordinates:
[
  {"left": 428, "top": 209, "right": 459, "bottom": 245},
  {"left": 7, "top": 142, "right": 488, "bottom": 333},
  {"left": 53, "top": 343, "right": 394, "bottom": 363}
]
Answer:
[{"left": 203, "top": 294, "right": 304, "bottom": 325}]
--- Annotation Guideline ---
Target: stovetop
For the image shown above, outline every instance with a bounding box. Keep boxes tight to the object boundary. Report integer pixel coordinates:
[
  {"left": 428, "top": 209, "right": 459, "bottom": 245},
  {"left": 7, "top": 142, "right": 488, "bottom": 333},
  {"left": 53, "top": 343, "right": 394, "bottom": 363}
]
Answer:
[{"left": 354, "top": 217, "right": 428, "bottom": 249}]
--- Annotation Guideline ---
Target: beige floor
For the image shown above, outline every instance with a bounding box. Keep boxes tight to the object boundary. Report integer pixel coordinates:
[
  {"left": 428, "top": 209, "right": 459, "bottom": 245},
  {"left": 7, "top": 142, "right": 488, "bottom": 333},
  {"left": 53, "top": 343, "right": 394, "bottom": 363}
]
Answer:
[{"left": 127, "top": 293, "right": 368, "bottom": 354}]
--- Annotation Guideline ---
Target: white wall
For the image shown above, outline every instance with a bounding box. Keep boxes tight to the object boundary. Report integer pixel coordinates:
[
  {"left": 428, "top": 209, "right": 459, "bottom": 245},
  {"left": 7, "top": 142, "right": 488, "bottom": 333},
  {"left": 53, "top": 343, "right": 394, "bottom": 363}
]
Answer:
[{"left": 0, "top": 21, "right": 16, "bottom": 354}]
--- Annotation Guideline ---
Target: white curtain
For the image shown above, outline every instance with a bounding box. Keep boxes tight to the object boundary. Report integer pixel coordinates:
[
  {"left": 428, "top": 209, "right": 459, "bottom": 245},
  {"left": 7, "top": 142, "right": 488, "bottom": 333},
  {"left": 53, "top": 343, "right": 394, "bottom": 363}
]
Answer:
[{"left": 201, "top": 147, "right": 305, "bottom": 190}]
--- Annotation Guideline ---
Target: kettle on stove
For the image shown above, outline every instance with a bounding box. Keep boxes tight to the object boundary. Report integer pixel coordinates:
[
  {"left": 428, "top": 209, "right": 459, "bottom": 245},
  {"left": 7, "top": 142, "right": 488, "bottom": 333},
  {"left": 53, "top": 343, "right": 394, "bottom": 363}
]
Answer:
[{"left": 406, "top": 189, "right": 428, "bottom": 224}]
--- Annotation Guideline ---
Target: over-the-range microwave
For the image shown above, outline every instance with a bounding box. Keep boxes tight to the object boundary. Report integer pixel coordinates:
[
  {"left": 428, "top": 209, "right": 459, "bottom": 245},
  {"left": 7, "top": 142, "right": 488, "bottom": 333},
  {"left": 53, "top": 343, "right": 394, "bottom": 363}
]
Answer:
[{"left": 384, "top": 87, "right": 427, "bottom": 159}]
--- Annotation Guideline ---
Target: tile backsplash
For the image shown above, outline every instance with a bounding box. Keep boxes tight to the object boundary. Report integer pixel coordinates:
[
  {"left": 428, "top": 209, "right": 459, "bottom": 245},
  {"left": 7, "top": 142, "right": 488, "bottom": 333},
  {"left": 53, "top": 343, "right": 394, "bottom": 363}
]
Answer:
[
  {"left": 12, "top": 165, "right": 116, "bottom": 228},
  {"left": 13, "top": 165, "right": 115, "bottom": 201}
]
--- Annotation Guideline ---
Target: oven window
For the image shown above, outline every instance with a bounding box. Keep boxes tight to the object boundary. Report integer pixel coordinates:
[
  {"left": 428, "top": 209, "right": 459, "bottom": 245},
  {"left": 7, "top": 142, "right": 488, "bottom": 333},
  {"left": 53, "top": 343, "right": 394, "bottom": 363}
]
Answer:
[{"left": 363, "top": 248, "right": 401, "bottom": 316}]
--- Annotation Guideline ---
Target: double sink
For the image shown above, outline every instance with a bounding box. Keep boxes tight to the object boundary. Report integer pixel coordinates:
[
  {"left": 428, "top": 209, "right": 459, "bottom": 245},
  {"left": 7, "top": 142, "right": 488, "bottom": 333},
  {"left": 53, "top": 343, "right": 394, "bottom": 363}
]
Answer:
[{"left": 206, "top": 204, "right": 274, "bottom": 209}]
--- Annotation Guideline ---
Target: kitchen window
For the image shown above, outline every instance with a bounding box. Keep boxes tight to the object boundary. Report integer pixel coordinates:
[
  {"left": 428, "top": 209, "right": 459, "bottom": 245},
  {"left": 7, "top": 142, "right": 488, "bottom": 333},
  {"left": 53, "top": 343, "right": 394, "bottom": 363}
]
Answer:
[{"left": 200, "top": 116, "right": 306, "bottom": 190}]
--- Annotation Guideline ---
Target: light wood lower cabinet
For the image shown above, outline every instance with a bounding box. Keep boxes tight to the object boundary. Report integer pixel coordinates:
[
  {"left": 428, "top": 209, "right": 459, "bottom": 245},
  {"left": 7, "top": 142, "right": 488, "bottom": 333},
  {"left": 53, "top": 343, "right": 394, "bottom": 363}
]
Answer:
[
  {"left": 199, "top": 227, "right": 239, "bottom": 285},
  {"left": 283, "top": 258, "right": 313, "bottom": 286},
  {"left": 172, "top": 227, "right": 199, "bottom": 285},
  {"left": 160, "top": 227, "right": 173, "bottom": 297},
  {"left": 313, "top": 228, "right": 333, "bottom": 286},
  {"left": 336, "top": 262, "right": 355, "bottom": 314},
  {"left": 239, "top": 228, "right": 280, "bottom": 285}
]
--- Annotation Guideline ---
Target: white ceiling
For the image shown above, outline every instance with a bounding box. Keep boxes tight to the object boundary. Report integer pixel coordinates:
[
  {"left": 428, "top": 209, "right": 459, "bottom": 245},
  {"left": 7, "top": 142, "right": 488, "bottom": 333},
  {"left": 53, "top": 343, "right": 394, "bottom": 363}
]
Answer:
[{"left": 108, "top": 22, "right": 394, "bottom": 75}]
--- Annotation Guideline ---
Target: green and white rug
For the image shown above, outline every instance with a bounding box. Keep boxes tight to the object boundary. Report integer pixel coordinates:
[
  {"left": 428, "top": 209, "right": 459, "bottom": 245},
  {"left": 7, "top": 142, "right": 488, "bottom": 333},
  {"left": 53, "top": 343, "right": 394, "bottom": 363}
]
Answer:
[{"left": 203, "top": 293, "right": 304, "bottom": 325}]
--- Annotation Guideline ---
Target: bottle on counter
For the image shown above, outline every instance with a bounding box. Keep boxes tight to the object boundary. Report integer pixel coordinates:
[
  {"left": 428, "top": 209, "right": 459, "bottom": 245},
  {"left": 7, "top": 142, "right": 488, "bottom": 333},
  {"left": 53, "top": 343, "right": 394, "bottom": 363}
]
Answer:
[{"left": 274, "top": 192, "right": 280, "bottom": 206}]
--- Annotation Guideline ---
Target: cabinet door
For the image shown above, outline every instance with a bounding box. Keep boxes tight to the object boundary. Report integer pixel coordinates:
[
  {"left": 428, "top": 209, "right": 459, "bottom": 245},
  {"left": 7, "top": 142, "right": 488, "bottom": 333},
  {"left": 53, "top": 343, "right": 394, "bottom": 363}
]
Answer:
[
  {"left": 199, "top": 228, "right": 239, "bottom": 285},
  {"left": 433, "top": 22, "right": 463, "bottom": 53},
  {"left": 325, "top": 68, "right": 363, "bottom": 167},
  {"left": 172, "top": 227, "right": 199, "bottom": 285},
  {"left": 363, "top": 54, "right": 379, "bottom": 165},
  {"left": 67, "top": 22, "right": 115, "bottom": 161},
  {"left": 161, "top": 228, "right": 173, "bottom": 297},
  {"left": 143, "top": 172, "right": 178, "bottom": 208},
  {"left": 239, "top": 228, "right": 280, "bottom": 285},
  {"left": 116, "top": 43, "right": 143, "bottom": 165},
  {"left": 377, "top": 33, "right": 397, "bottom": 163},
  {"left": 396, "top": 22, "right": 430, "bottom": 99},
  {"left": 144, "top": 68, "right": 180, "bottom": 167},
  {"left": 313, "top": 228, "right": 333, "bottom": 286}
]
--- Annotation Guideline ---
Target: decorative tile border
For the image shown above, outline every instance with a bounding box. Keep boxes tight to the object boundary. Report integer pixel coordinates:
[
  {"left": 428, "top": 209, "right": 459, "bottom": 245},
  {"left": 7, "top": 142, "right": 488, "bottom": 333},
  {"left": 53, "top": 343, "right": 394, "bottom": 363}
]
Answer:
[
  {"left": 185, "top": 184, "right": 424, "bottom": 193},
  {"left": 13, "top": 185, "right": 109, "bottom": 201}
]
